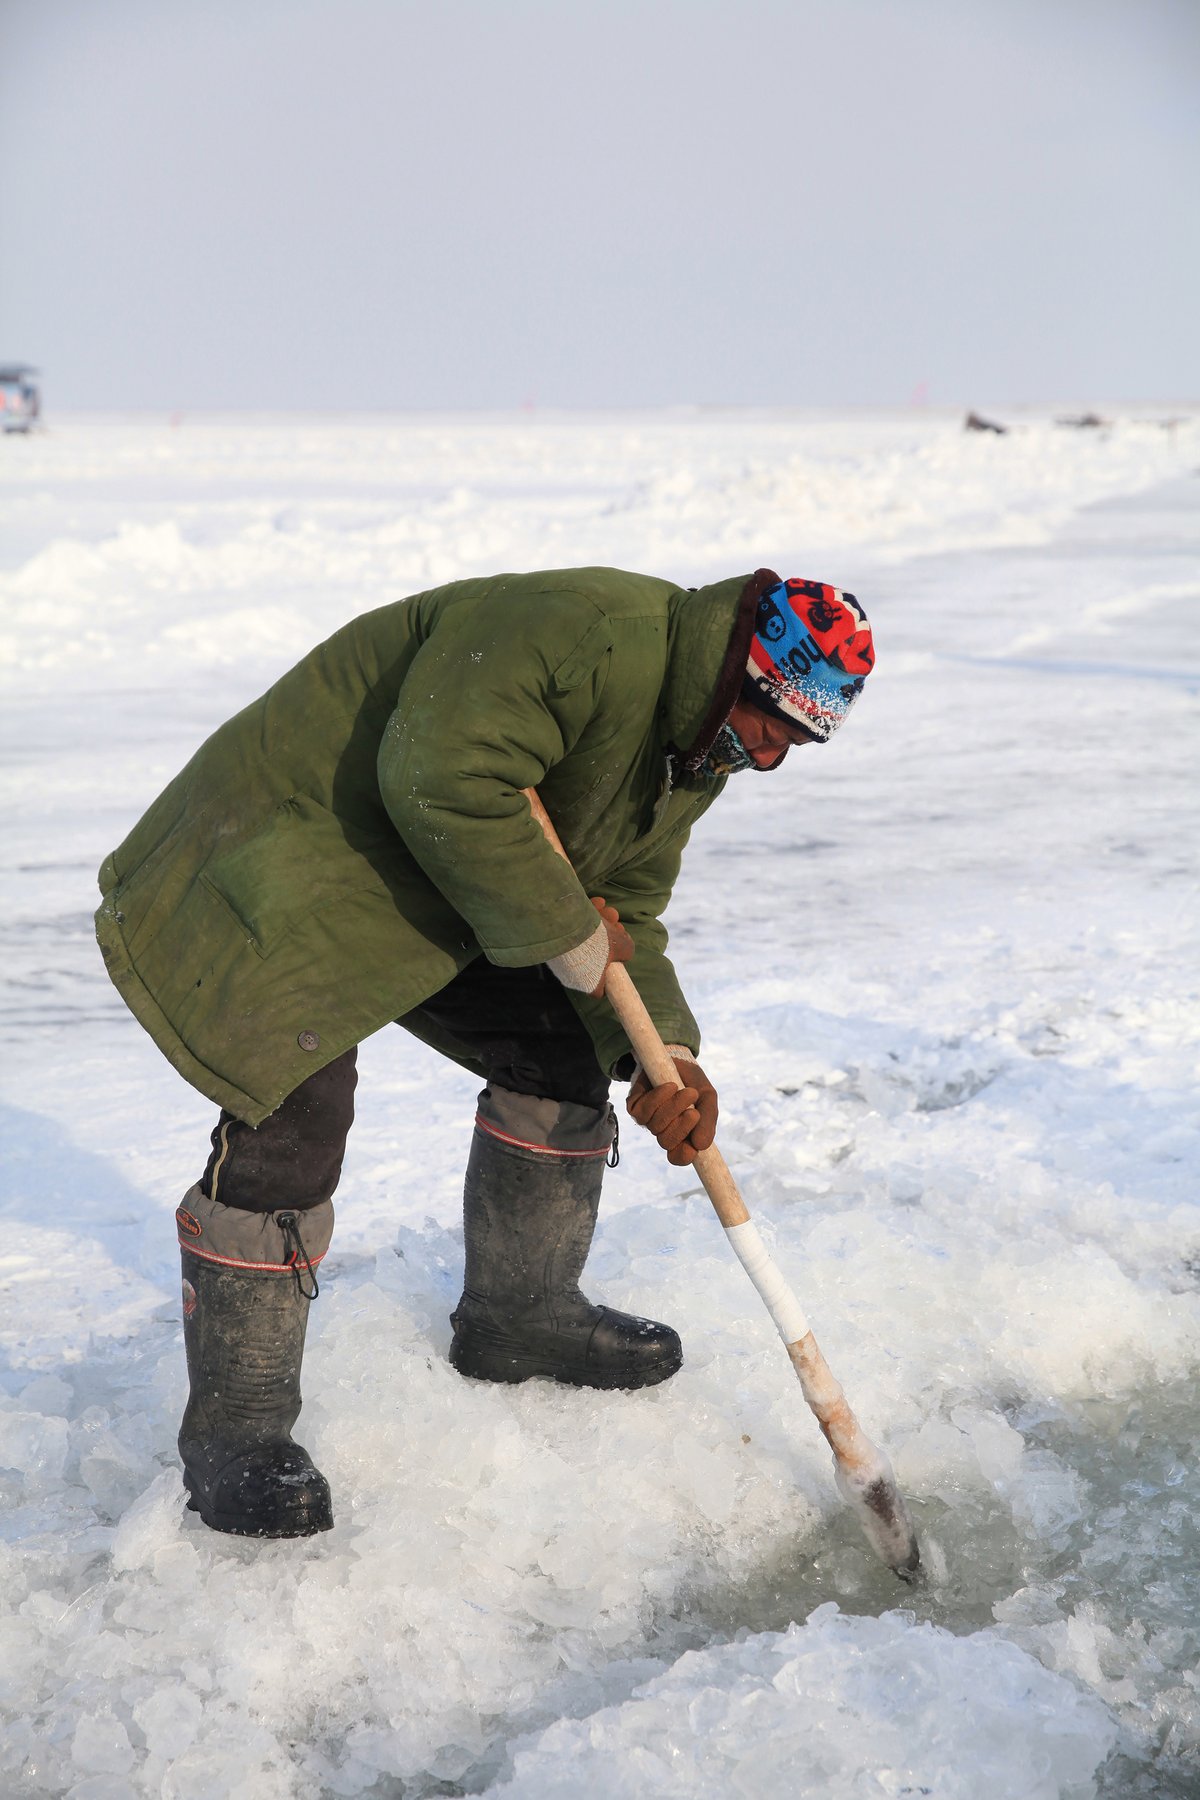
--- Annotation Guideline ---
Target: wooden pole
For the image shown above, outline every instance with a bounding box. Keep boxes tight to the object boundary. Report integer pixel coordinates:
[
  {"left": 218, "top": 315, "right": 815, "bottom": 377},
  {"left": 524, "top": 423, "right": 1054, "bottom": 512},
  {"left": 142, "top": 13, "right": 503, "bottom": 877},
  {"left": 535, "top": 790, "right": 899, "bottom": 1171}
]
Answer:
[{"left": 526, "top": 786, "right": 920, "bottom": 1578}]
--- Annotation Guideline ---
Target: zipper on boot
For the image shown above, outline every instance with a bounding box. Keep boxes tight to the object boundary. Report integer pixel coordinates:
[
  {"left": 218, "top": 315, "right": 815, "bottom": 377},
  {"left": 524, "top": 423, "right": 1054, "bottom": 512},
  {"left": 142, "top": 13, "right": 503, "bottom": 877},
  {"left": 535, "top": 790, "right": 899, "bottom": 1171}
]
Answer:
[{"left": 278, "top": 1211, "right": 321, "bottom": 1299}]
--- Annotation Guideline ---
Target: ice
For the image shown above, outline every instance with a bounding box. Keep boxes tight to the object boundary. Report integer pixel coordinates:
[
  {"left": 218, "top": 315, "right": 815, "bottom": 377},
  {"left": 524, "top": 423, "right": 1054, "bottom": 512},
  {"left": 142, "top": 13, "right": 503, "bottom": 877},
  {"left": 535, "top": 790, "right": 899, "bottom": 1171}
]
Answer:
[
  {"left": 72, "top": 1711, "right": 134, "bottom": 1777},
  {"left": 484, "top": 1606, "right": 1117, "bottom": 1799},
  {"left": 0, "top": 1406, "right": 69, "bottom": 1485},
  {"left": 2, "top": 410, "right": 1199, "bottom": 1794},
  {"left": 132, "top": 1683, "right": 204, "bottom": 1761},
  {"left": 111, "top": 1471, "right": 188, "bottom": 1572}
]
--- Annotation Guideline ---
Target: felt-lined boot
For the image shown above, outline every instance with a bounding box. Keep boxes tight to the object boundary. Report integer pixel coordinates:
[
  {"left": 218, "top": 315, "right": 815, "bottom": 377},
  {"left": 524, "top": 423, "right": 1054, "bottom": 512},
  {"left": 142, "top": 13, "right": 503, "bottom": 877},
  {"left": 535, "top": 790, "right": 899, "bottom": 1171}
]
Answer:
[
  {"left": 448, "top": 1087, "right": 682, "bottom": 1390},
  {"left": 175, "top": 1185, "right": 334, "bottom": 1538}
]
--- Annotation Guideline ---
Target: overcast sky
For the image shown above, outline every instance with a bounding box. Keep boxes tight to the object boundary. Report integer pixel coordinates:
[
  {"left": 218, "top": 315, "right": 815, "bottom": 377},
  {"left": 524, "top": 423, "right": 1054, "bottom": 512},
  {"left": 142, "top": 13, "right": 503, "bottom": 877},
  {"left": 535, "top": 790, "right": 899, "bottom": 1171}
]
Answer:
[{"left": 1, "top": 0, "right": 1197, "bottom": 410}]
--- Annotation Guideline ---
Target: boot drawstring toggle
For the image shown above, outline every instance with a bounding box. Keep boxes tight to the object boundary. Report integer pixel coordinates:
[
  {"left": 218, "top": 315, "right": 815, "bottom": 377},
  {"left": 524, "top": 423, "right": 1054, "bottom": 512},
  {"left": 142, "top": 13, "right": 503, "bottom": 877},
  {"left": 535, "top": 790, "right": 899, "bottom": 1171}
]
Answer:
[{"left": 277, "top": 1211, "right": 320, "bottom": 1299}]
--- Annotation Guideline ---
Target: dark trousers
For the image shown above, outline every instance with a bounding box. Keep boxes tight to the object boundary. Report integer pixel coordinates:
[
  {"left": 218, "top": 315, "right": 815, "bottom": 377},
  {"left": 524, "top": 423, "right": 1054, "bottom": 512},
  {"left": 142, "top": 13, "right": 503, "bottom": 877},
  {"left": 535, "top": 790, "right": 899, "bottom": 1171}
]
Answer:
[{"left": 200, "top": 960, "right": 610, "bottom": 1214}]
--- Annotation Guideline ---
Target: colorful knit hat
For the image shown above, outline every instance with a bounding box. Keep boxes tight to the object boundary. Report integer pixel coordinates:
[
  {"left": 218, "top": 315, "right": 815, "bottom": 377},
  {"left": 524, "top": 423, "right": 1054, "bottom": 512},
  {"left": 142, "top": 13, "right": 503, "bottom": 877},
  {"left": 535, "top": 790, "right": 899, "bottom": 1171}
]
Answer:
[{"left": 744, "top": 579, "right": 874, "bottom": 741}]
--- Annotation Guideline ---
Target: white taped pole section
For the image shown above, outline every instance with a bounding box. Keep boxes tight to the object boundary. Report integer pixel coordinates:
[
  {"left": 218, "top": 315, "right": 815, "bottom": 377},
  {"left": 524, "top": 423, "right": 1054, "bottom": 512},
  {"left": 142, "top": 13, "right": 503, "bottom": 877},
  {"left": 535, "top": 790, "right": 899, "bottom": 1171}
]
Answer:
[{"left": 724, "top": 1220, "right": 809, "bottom": 1345}]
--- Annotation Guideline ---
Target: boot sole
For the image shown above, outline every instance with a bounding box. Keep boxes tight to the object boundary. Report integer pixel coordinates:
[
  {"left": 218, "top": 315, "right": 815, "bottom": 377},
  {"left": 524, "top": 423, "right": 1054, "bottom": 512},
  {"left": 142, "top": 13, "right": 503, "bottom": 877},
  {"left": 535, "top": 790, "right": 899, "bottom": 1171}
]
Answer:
[
  {"left": 449, "top": 1340, "right": 683, "bottom": 1392},
  {"left": 183, "top": 1481, "right": 334, "bottom": 1539}
]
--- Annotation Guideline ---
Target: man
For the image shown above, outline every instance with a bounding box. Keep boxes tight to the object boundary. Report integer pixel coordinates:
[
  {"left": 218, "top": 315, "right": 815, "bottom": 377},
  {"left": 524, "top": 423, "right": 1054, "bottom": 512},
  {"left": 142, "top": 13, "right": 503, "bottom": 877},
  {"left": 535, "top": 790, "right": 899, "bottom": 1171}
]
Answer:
[{"left": 95, "top": 566, "right": 874, "bottom": 1540}]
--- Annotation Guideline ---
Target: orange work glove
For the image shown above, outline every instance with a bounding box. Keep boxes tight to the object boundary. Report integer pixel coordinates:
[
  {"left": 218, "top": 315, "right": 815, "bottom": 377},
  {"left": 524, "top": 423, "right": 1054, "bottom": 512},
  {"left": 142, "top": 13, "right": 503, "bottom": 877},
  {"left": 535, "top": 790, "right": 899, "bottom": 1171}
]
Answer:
[{"left": 627, "top": 1054, "right": 719, "bottom": 1167}]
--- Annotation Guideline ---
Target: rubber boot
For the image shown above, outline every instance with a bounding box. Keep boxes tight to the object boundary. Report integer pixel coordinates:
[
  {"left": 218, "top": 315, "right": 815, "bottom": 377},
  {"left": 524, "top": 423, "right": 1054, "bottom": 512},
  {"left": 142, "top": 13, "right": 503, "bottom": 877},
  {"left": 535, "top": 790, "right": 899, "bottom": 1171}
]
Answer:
[
  {"left": 448, "top": 1087, "right": 682, "bottom": 1390},
  {"left": 175, "top": 1185, "right": 335, "bottom": 1538}
]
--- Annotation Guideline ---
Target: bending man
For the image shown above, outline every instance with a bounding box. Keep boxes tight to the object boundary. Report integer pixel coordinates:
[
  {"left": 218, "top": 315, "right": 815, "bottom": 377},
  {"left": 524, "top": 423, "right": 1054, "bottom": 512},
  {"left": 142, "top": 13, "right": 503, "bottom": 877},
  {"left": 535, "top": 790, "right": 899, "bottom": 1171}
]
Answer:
[{"left": 96, "top": 567, "right": 874, "bottom": 1538}]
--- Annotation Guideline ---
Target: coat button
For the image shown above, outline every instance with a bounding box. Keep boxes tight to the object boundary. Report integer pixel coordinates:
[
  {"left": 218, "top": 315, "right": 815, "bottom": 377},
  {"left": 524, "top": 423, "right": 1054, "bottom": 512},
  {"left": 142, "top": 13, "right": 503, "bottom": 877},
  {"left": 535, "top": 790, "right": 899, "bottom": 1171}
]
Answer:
[{"left": 297, "top": 1030, "right": 320, "bottom": 1051}]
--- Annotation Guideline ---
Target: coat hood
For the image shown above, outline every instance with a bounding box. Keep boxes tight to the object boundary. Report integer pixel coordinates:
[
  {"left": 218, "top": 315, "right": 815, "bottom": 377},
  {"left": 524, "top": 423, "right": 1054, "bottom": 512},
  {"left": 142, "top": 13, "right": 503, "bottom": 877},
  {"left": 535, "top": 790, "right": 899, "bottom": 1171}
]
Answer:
[{"left": 663, "top": 568, "right": 780, "bottom": 776}]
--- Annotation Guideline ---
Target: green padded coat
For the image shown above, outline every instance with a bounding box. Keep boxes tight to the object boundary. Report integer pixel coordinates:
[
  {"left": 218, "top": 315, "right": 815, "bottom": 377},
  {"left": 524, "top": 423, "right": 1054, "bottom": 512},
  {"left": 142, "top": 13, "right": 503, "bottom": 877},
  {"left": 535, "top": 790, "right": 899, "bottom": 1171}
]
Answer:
[{"left": 95, "top": 566, "right": 775, "bottom": 1124}]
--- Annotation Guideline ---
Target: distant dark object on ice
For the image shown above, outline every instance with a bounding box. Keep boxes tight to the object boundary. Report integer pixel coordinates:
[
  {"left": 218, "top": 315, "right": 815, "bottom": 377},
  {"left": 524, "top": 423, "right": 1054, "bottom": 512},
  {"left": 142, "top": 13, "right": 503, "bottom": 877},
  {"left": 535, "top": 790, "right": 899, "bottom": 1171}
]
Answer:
[
  {"left": 0, "top": 364, "right": 41, "bottom": 433},
  {"left": 964, "top": 410, "right": 1008, "bottom": 435},
  {"left": 1056, "top": 411, "right": 1109, "bottom": 430}
]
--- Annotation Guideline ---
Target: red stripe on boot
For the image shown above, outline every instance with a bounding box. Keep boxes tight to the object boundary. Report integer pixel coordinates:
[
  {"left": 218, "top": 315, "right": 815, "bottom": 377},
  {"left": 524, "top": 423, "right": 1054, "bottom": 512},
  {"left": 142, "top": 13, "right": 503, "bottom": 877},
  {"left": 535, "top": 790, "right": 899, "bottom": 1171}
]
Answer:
[
  {"left": 474, "top": 1116, "right": 610, "bottom": 1158},
  {"left": 178, "top": 1242, "right": 329, "bottom": 1274}
]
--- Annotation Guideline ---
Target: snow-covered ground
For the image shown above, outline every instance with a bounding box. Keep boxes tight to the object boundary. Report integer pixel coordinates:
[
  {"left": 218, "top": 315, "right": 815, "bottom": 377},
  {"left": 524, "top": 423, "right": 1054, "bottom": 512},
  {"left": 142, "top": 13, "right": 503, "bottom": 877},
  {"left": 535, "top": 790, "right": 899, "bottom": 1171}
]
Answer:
[{"left": 1, "top": 408, "right": 1198, "bottom": 1798}]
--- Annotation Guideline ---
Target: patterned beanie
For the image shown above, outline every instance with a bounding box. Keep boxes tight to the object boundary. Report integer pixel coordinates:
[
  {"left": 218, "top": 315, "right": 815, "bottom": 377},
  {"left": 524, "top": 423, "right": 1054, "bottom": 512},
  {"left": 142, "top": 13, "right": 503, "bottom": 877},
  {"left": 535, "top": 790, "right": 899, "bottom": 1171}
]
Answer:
[{"left": 743, "top": 579, "right": 874, "bottom": 742}]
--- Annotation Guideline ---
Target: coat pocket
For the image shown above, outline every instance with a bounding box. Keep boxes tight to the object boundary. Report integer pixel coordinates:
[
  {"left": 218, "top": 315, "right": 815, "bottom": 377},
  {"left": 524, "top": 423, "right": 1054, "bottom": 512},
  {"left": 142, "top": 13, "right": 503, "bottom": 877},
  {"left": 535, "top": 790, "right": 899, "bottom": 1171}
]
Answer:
[{"left": 200, "top": 793, "right": 397, "bottom": 959}]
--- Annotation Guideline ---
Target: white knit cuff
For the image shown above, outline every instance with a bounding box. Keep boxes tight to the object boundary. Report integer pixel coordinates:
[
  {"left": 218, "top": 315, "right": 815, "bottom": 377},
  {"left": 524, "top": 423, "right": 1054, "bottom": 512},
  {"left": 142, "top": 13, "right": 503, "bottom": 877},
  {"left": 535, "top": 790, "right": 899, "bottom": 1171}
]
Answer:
[
  {"left": 546, "top": 920, "right": 610, "bottom": 993},
  {"left": 632, "top": 1045, "right": 695, "bottom": 1085}
]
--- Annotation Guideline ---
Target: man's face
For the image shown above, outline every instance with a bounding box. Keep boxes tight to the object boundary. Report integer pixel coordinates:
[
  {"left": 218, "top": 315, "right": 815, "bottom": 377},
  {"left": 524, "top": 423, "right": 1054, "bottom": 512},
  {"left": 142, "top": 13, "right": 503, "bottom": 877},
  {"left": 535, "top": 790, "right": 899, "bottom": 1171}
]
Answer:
[{"left": 726, "top": 698, "right": 817, "bottom": 770}]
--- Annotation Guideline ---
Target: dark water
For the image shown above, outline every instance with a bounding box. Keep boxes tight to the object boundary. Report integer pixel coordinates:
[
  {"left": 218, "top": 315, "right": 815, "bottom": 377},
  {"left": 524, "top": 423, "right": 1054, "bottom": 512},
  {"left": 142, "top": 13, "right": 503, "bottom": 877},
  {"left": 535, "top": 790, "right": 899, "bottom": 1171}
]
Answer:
[{"left": 650, "top": 1378, "right": 1200, "bottom": 1797}]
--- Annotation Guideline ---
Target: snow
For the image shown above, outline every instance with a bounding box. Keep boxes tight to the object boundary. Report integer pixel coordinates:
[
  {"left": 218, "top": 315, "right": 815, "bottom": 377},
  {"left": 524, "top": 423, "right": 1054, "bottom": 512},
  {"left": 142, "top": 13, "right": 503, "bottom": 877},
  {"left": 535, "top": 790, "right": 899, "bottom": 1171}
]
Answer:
[
  {"left": 1, "top": 407, "right": 1198, "bottom": 1797},
  {"left": 487, "top": 1605, "right": 1117, "bottom": 1800}
]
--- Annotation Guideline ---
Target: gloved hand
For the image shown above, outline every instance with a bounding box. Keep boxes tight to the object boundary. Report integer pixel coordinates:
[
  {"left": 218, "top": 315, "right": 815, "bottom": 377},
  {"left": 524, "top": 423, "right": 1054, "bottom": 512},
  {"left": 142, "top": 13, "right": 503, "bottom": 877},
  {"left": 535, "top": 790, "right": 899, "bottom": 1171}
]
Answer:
[{"left": 627, "top": 1052, "right": 718, "bottom": 1166}]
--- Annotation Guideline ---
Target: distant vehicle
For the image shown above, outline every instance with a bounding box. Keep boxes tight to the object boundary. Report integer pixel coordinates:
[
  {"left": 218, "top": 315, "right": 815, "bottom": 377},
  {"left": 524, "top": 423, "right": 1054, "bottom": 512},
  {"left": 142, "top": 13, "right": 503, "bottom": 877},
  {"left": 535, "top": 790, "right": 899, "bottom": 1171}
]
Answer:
[{"left": 0, "top": 364, "right": 41, "bottom": 433}]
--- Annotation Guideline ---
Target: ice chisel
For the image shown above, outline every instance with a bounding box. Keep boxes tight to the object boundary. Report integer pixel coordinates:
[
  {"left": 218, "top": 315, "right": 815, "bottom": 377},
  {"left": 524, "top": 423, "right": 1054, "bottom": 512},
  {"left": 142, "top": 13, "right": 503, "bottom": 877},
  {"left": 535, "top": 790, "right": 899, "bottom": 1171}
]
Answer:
[{"left": 526, "top": 786, "right": 921, "bottom": 1580}]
